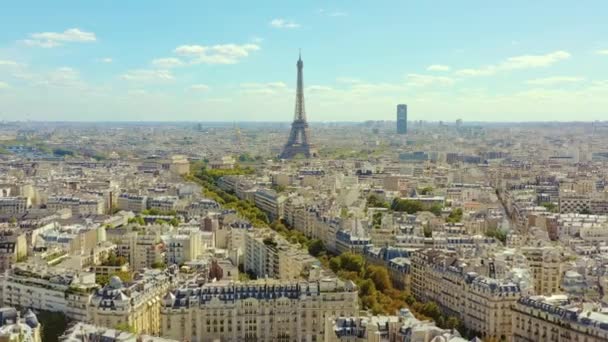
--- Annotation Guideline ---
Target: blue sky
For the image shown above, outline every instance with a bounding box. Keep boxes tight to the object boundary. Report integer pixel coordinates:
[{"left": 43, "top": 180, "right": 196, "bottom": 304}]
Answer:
[{"left": 0, "top": 0, "right": 607, "bottom": 122}]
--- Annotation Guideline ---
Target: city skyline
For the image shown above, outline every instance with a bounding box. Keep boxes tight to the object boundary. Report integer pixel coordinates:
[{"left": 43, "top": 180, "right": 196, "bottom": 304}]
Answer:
[{"left": 1, "top": 1, "right": 608, "bottom": 122}]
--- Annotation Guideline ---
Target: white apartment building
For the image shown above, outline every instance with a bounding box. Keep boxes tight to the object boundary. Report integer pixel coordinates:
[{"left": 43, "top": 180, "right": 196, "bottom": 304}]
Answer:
[
  {"left": 1, "top": 264, "right": 98, "bottom": 322},
  {"left": 244, "top": 229, "right": 318, "bottom": 280},
  {"left": 162, "top": 229, "right": 202, "bottom": 265}
]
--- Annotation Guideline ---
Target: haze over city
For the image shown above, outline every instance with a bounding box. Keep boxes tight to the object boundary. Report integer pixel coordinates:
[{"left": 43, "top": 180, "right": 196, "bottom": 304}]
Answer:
[{"left": 1, "top": 0, "right": 608, "bottom": 121}]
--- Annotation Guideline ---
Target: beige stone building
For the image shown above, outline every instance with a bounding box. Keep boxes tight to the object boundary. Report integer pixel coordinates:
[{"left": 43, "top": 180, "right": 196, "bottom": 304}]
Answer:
[
  {"left": 411, "top": 249, "right": 521, "bottom": 340},
  {"left": 88, "top": 269, "right": 173, "bottom": 335},
  {"left": 160, "top": 278, "right": 358, "bottom": 342},
  {"left": 520, "top": 246, "right": 562, "bottom": 295},
  {"left": 512, "top": 295, "right": 608, "bottom": 341},
  {"left": 0, "top": 230, "right": 27, "bottom": 272}
]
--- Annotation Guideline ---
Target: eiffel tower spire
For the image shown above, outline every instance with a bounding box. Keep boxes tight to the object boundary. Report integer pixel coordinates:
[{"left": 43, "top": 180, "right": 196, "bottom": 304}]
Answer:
[{"left": 280, "top": 51, "right": 317, "bottom": 159}]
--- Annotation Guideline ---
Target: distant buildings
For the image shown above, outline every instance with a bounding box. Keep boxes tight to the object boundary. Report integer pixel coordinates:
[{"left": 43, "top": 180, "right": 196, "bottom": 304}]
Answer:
[{"left": 397, "top": 104, "right": 407, "bottom": 134}]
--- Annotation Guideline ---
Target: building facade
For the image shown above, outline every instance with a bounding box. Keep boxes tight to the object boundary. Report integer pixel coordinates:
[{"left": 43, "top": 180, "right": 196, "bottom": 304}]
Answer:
[{"left": 160, "top": 278, "right": 358, "bottom": 342}]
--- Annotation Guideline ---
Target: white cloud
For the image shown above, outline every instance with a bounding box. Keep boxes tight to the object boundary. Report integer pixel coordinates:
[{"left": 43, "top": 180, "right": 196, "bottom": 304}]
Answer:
[
  {"left": 0, "top": 82, "right": 9, "bottom": 89},
  {"left": 526, "top": 76, "right": 584, "bottom": 86},
  {"left": 406, "top": 73, "right": 454, "bottom": 87},
  {"left": 152, "top": 57, "right": 185, "bottom": 68},
  {"left": 0, "top": 60, "right": 21, "bottom": 68},
  {"left": 240, "top": 82, "right": 288, "bottom": 95},
  {"left": 269, "top": 18, "right": 300, "bottom": 29},
  {"left": 174, "top": 45, "right": 206, "bottom": 55},
  {"left": 427, "top": 64, "right": 450, "bottom": 72},
  {"left": 188, "top": 84, "right": 210, "bottom": 91},
  {"left": 455, "top": 50, "right": 571, "bottom": 77},
  {"left": 22, "top": 28, "right": 96, "bottom": 48},
  {"left": 597, "top": 50, "right": 608, "bottom": 55},
  {"left": 121, "top": 69, "right": 174, "bottom": 82},
  {"left": 318, "top": 9, "right": 348, "bottom": 17},
  {"left": 99, "top": 57, "right": 113, "bottom": 63},
  {"left": 174, "top": 43, "right": 260, "bottom": 64}
]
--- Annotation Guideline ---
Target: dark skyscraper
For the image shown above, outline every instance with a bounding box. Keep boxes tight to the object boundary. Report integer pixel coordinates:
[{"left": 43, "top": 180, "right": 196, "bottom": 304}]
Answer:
[
  {"left": 280, "top": 52, "right": 316, "bottom": 159},
  {"left": 397, "top": 104, "right": 407, "bottom": 134}
]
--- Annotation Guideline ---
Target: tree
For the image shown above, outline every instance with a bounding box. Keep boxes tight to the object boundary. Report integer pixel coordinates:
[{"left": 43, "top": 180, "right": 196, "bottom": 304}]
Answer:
[
  {"left": 429, "top": 204, "right": 442, "bottom": 217},
  {"left": 372, "top": 212, "right": 383, "bottom": 228},
  {"left": 339, "top": 253, "right": 365, "bottom": 275},
  {"left": 308, "top": 239, "right": 326, "bottom": 257},
  {"left": 447, "top": 208, "right": 463, "bottom": 223},
  {"left": 446, "top": 316, "right": 461, "bottom": 330},
  {"left": 423, "top": 224, "right": 433, "bottom": 238},
  {"left": 391, "top": 199, "right": 424, "bottom": 214},
  {"left": 151, "top": 261, "right": 166, "bottom": 269},
  {"left": 37, "top": 310, "right": 68, "bottom": 342},
  {"left": 541, "top": 202, "right": 558, "bottom": 213},
  {"left": 366, "top": 265, "right": 393, "bottom": 292},
  {"left": 115, "top": 323, "right": 136, "bottom": 333},
  {"left": 114, "top": 270, "right": 133, "bottom": 282},
  {"left": 367, "top": 194, "right": 389, "bottom": 209},
  {"left": 485, "top": 228, "right": 507, "bottom": 244},
  {"left": 128, "top": 216, "right": 145, "bottom": 225},
  {"left": 418, "top": 186, "right": 433, "bottom": 195}
]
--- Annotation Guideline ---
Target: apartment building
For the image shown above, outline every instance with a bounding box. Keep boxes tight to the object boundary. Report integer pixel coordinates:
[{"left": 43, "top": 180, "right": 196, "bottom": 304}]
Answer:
[
  {"left": 117, "top": 194, "right": 148, "bottom": 213},
  {"left": 46, "top": 195, "right": 105, "bottom": 216},
  {"left": 1, "top": 264, "right": 98, "bottom": 322},
  {"left": 160, "top": 278, "right": 358, "bottom": 342},
  {"left": 325, "top": 309, "right": 465, "bottom": 342},
  {"left": 253, "top": 189, "right": 286, "bottom": 222},
  {"left": 512, "top": 295, "right": 608, "bottom": 341},
  {"left": 60, "top": 322, "right": 179, "bottom": 342},
  {"left": 115, "top": 231, "right": 165, "bottom": 271},
  {"left": 147, "top": 196, "right": 178, "bottom": 213},
  {"left": 163, "top": 229, "right": 202, "bottom": 265},
  {"left": 244, "top": 229, "right": 318, "bottom": 280},
  {"left": 520, "top": 246, "right": 562, "bottom": 295},
  {"left": 411, "top": 250, "right": 521, "bottom": 340},
  {"left": 0, "top": 197, "right": 30, "bottom": 216},
  {"left": 89, "top": 269, "right": 174, "bottom": 335},
  {"left": 0, "top": 229, "right": 27, "bottom": 272}
]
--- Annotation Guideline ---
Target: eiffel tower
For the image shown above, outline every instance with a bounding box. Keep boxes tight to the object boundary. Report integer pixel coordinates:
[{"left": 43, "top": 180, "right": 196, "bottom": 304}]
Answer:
[{"left": 280, "top": 51, "right": 317, "bottom": 159}]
